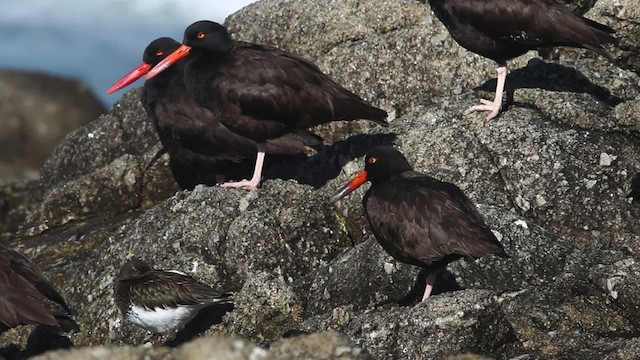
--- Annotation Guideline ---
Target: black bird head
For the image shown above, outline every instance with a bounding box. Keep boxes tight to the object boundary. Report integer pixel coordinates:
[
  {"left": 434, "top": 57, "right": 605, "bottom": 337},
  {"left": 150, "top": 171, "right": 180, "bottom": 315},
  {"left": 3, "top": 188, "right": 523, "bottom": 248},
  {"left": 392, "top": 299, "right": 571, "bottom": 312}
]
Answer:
[
  {"left": 107, "top": 37, "right": 181, "bottom": 94},
  {"left": 183, "top": 21, "right": 234, "bottom": 55},
  {"left": 330, "top": 146, "right": 413, "bottom": 202},
  {"left": 142, "top": 37, "right": 181, "bottom": 66},
  {"left": 116, "top": 258, "right": 152, "bottom": 281},
  {"left": 146, "top": 21, "right": 234, "bottom": 80}
]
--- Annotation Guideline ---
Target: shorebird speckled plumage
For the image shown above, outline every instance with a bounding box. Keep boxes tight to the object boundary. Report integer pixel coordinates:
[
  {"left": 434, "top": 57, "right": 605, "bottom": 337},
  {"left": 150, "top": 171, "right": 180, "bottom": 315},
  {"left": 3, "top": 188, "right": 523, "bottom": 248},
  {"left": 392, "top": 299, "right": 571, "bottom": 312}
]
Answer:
[{"left": 114, "top": 258, "right": 232, "bottom": 336}]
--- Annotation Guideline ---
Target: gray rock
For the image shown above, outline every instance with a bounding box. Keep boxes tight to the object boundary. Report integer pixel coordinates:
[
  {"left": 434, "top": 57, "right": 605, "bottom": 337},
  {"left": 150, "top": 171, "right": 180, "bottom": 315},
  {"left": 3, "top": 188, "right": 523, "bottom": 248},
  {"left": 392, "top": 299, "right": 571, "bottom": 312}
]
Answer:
[
  {"left": 223, "top": 271, "right": 304, "bottom": 346},
  {"left": 0, "top": 70, "right": 105, "bottom": 182},
  {"left": 0, "top": 180, "right": 41, "bottom": 241},
  {"left": 301, "top": 238, "right": 416, "bottom": 316},
  {"left": 303, "top": 290, "right": 515, "bottom": 359},
  {"left": 589, "top": 0, "right": 640, "bottom": 74},
  {"left": 23, "top": 88, "right": 179, "bottom": 236},
  {"left": 267, "top": 331, "right": 372, "bottom": 360}
]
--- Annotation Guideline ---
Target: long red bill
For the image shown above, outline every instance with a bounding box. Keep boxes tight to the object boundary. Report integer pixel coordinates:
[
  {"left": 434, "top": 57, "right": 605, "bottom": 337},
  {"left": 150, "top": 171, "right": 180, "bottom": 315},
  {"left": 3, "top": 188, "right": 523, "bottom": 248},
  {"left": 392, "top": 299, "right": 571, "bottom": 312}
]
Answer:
[
  {"left": 330, "top": 170, "right": 368, "bottom": 203},
  {"left": 146, "top": 44, "right": 191, "bottom": 79},
  {"left": 106, "top": 63, "right": 152, "bottom": 94}
]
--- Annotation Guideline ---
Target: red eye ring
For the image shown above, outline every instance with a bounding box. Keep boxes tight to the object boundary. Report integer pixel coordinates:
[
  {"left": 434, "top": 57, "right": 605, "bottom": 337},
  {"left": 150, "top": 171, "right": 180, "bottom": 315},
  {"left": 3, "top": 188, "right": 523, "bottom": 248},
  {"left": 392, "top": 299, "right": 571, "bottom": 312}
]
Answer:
[
  {"left": 367, "top": 157, "right": 377, "bottom": 164},
  {"left": 155, "top": 50, "right": 164, "bottom": 56},
  {"left": 196, "top": 32, "right": 206, "bottom": 39}
]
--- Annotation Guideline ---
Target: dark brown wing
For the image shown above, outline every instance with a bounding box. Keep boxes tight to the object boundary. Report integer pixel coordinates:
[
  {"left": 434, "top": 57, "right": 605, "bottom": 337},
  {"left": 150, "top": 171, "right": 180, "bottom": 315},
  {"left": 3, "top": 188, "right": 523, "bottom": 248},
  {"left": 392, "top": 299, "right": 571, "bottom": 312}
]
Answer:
[
  {"left": 145, "top": 75, "right": 254, "bottom": 163},
  {"left": 363, "top": 172, "right": 506, "bottom": 267},
  {"left": 430, "top": 0, "right": 616, "bottom": 61},
  {"left": 125, "top": 270, "right": 231, "bottom": 310},
  {"left": 0, "top": 246, "right": 78, "bottom": 333},
  {"left": 200, "top": 42, "right": 386, "bottom": 141}
]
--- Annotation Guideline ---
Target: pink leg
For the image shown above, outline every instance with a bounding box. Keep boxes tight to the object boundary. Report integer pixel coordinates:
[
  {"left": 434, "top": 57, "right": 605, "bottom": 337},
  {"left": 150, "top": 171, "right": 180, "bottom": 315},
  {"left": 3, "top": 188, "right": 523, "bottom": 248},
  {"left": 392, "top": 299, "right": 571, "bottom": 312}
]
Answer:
[
  {"left": 421, "top": 272, "right": 438, "bottom": 301},
  {"left": 221, "top": 143, "right": 266, "bottom": 190},
  {"left": 464, "top": 65, "right": 507, "bottom": 121}
]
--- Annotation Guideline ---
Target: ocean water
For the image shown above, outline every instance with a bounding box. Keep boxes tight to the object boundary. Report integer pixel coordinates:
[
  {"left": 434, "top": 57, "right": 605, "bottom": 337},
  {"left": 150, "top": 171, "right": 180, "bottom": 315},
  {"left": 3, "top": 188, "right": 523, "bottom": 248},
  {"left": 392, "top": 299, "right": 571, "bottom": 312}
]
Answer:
[{"left": 0, "top": 0, "right": 256, "bottom": 107}]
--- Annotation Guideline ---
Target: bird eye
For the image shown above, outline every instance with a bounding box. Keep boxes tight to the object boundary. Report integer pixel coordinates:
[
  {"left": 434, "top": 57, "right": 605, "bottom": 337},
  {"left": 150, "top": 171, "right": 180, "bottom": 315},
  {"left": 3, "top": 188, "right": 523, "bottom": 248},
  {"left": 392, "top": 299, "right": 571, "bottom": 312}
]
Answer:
[
  {"left": 196, "top": 32, "right": 206, "bottom": 39},
  {"left": 367, "top": 157, "right": 377, "bottom": 164},
  {"left": 155, "top": 50, "right": 164, "bottom": 56}
]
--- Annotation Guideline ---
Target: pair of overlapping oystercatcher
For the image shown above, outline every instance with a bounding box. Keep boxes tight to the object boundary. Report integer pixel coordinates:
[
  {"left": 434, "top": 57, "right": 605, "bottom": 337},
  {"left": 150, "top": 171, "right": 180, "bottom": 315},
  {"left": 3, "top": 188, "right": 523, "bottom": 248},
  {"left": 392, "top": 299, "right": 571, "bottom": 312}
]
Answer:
[
  {"left": 108, "top": 23, "right": 387, "bottom": 190},
  {"left": 106, "top": 0, "right": 619, "bottom": 335}
]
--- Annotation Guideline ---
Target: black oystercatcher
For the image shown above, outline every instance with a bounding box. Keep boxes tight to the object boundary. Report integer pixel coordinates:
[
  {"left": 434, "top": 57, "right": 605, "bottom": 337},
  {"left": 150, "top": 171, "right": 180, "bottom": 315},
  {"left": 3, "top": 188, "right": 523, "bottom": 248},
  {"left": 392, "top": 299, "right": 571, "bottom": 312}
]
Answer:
[
  {"left": 114, "top": 258, "right": 232, "bottom": 336},
  {"left": 629, "top": 173, "right": 640, "bottom": 203},
  {"left": 331, "top": 146, "right": 507, "bottom": 301},
  {"left": 0, "top": 244, "right": 79, "bottom": 334},
  {"left": 429, "top": 0, "right": 617, "bottom": 120},
  {"left": 108, "top": 37, "right": 320, "bottom": 189},
  {"left": 147, "top": 21, "right": 388, "bottom": 190}
]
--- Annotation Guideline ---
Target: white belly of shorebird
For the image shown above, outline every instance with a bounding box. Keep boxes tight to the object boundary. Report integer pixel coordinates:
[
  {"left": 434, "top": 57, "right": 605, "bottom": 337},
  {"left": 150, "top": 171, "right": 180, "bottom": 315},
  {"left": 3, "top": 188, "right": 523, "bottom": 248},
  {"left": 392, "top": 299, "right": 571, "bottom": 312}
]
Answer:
[{"left": 127, "top": 304, "right": 203, "bottom": 334}]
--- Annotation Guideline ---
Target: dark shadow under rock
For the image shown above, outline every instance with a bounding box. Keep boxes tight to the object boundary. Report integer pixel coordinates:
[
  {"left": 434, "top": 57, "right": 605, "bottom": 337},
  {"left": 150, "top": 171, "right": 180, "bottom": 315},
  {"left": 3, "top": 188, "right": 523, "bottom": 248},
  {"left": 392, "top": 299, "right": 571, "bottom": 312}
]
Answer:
[
  {"left": 165, "top": 303, "right": 234, "bottom": 347},
  {"left": 475, "top": 58, "right": 623, "bottom": 109},
  {"left": 244, "top": 132, "right": 396, "bottom": 189}
]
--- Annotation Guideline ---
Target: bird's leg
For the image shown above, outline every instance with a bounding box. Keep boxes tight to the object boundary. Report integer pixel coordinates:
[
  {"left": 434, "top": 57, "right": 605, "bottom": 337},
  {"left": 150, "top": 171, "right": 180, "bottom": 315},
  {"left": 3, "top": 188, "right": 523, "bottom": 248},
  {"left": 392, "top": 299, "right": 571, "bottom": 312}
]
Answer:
[
  {"left": 464, "top": 65, "right": 507, "bottom": 121},
  {"left": 221, "top": 143, "right": 266, "bottom": 190},
  {"left": 421, "top": 272, "right": 438, "bottom": 301}
]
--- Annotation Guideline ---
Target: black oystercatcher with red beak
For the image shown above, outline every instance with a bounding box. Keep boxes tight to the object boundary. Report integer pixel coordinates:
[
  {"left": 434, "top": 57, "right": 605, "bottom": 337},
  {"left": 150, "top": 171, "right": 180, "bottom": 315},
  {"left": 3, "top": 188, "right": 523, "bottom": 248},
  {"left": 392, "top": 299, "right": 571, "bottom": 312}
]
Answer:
[
  {"left": 107, "top": 37, "right": 320, "bottom": 189},
  {"left": 331, "top": 146, "right": 507, "bottom": 301},
  {"left": 429, "top": 0, "right": 617, "bottom": 120},
  {"left": 147, "top": 20, "right": 388, "bottom": 190}
]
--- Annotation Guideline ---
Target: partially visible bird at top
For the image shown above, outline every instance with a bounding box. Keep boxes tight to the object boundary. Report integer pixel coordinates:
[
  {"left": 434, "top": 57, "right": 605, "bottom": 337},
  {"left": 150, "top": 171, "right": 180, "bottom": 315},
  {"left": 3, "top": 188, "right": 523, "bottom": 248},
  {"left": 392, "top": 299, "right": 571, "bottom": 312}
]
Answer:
[{"left": 429, "top": 0, "right": 617, "bottom": 120}]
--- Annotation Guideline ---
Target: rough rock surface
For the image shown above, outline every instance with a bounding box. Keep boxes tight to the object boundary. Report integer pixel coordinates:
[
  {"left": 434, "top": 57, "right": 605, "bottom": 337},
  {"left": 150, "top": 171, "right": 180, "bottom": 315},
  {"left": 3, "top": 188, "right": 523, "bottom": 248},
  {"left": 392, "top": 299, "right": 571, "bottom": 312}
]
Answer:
[
  {"left": 1, "top": 0, "right": 640, "bottom": 359},
  {"left": 0, "top": 70, "right": 105, "bottom": 181}
]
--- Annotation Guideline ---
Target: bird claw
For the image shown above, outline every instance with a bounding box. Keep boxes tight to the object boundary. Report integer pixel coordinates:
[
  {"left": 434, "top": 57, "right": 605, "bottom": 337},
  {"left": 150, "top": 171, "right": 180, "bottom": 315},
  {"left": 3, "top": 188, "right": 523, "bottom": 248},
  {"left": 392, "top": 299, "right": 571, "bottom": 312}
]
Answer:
[
  {"left": 220, "top": 179, "right": 260, "bottom": 191},
  {"left": 463, "top": 99, "right": 501, "bottom": 121}
]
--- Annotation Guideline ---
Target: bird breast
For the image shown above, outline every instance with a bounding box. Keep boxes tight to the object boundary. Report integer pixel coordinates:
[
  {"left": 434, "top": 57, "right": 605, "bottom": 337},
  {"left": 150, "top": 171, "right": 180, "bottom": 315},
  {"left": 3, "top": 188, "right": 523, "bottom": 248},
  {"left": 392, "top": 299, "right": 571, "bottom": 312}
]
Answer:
[{"left": 127, "top": 303, "right": 204, "bottom": 334}]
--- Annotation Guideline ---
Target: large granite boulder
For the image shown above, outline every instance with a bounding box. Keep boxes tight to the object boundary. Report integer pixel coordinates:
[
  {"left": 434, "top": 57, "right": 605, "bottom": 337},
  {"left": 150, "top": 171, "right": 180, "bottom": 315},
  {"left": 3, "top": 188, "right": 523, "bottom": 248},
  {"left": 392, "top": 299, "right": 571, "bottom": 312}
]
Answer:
[{"left": 0, "top": 70, "right": 105, "bottom": 182}]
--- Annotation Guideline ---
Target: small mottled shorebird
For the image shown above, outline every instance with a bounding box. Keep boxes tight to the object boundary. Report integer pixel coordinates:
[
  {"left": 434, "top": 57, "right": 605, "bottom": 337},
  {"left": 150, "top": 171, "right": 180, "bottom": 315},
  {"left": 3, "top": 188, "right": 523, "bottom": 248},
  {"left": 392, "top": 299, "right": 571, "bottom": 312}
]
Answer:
[{"left": 114, "top": 258, "right": 232, "bottom": 338}]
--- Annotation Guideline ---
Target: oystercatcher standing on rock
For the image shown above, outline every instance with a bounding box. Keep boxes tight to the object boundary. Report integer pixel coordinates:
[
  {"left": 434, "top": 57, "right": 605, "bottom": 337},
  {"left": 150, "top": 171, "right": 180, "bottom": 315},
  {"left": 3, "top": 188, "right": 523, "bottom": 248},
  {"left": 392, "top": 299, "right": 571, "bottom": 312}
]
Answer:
[
  {"left": 147, "top": 20, "right": 388, "bottom": 190},
  {"left": 429, "top": 0, "right": 617, "bottom": 120},
  {"left": 331, "top": 146, "right": 507, "bottom": 301},
  {"left": 107, "top": 37, "right": 320, "bottom": 189}
]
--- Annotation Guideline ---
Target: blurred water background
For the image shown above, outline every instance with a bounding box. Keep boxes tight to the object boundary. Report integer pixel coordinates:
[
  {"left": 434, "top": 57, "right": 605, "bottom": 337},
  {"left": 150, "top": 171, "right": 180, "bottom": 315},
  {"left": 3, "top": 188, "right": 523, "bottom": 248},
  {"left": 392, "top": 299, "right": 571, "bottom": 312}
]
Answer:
[{"left": 0, "top": 0, "right": 255, "bottom": 107}]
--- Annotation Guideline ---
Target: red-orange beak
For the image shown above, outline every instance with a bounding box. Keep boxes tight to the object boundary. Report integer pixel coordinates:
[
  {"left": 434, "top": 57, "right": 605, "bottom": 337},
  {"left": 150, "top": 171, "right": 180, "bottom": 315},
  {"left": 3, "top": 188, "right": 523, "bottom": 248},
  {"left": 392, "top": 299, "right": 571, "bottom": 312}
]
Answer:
[
  {"left": 106, "top": 62, "right": 152, "bottom": 94},
  {"left": 146, "top": 44, "right": 191, "bottom": 79},
  {"left": 330, "top": 170, "right": 369, "bottom": 202}
]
